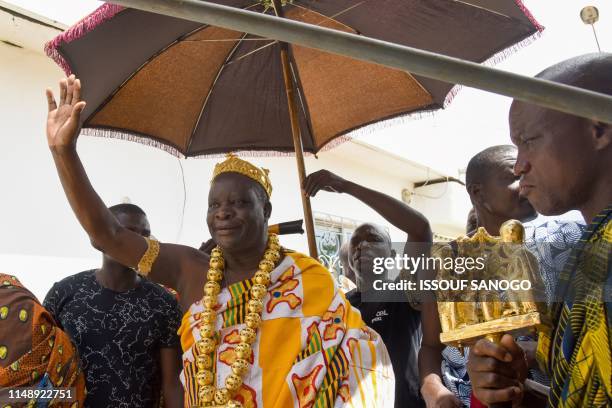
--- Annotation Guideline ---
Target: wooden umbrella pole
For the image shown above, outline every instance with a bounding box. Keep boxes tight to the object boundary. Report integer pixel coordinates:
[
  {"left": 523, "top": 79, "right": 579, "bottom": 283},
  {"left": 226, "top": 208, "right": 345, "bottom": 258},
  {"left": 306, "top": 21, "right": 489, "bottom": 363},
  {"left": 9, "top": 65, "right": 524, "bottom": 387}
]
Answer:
[
  {"left": 272, "top": 0, "right": 318, "bottom": 259},
  {"left": 279, "top": 46, "right": 318, "bottom": 259}
]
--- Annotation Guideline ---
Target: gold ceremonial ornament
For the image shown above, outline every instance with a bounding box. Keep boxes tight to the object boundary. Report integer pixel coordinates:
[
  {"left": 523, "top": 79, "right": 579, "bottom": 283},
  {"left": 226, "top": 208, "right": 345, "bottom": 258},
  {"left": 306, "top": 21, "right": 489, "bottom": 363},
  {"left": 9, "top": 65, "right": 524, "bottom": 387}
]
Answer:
[
  {"left": 437, "top": 220, "right": 542, "bottom": 350},
  {"left": 197, "top": 370, "right": 214, "bottom": 386},
  {"left": 199, "top": 323, "right": 216, "bottom": 339},
  {"left": 199, "top": 385, "right": 215, "bottom": 403},
  {"left": 239, "top": 327, "right": 257, "bottom": 344},
  {"left": 195, "top": 234, "right": 281, "bottom": 407},
  {"left": 253, "top": 271, "right": 271, "bottom": 286},
  {"left": 210, "top": 257, "right": 225, "bottom": 269},
  {"left": 247, "top": 299, "right": 264, "bottom": 314},
  {"left": 212, "top": 153, "right": 272, "bottom": 197},
  {"left": 200, "top": 310, "right": 217, "bottom": 324},
  {"left": 231, "top": 359, "right": 249, "bottom": 376},
  {"left": 227, "top": 400, "right": 243, "bottom": 408},
  {"left": 225, "top": 374, "right": 243, "bottom": 391},
  {"left": 235, "top": 343, "right": 252, "bottom": 360},
  {"left": 214, "top": 388, "right": 230, "bottom": 405},
  {"left": 137, "top": 237, "right": 160, "bottom": 275},
  {"left": 196, "top": 355, "right": 213, "bottom": 370},
  {"left": 258, "top": 260, "right": 275, "bottom": 272},
  {"left": 250, "top": 284, "right": 267, "bottom": 300},
  {"left": 203, "top": 295, "right": 217, "bottom": 309},
  {"left": 208, "top": 268, "right": 223, "bottom": 282},
  {"left": 197, "top": 338, "right": 217, "bottom": 354},
  {"left": 205, "top": 281, "right": 221, "bottom": 296},
  {"left": 245, "top": 313, "right": 262, "bottom": 329},
  {"left": 264, "top": 249, "right": 281, "bottom": 263}
]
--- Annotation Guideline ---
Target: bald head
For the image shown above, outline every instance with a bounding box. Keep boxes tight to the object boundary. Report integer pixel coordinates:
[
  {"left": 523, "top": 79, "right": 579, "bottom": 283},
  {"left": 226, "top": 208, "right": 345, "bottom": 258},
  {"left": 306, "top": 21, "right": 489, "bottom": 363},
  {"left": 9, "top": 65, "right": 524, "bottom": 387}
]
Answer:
[
  {"left": 348, "top": 223, "right": 393, "bottom": 291},
  {"left": 535, "top": 53, "right": 612, "bottom": 92},
  {"left": 510, "top": 53, "right": 612, "bottom": 220},
  {"left": 465, "top": 145, "right": 517, "bottom": 186}
]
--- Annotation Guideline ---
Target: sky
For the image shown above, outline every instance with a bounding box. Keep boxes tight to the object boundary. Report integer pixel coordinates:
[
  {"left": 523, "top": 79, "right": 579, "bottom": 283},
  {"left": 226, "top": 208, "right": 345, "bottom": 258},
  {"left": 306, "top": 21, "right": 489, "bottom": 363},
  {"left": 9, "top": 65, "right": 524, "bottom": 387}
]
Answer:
[{"left": 6, "top": 0, "right": 612, "bottom": 177}]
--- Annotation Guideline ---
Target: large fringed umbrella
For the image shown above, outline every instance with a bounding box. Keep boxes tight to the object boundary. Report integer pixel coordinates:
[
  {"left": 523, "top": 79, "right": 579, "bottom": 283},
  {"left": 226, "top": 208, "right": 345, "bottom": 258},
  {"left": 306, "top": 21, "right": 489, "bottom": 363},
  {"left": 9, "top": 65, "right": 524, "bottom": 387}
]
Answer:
[{"left": 45, "top": 0, "right": 542, "bottom": 256}]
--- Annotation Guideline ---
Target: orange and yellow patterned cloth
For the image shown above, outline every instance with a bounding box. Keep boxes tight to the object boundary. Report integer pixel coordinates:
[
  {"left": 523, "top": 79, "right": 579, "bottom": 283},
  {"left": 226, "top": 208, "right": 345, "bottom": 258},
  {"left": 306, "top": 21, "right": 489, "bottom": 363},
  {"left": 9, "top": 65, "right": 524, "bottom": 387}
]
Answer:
[
  {"left": 0, "top": 273, "right": 86, "bottom": 406},
  {"left": 178, "top": 251, "right": 394, "bottom": 407}
]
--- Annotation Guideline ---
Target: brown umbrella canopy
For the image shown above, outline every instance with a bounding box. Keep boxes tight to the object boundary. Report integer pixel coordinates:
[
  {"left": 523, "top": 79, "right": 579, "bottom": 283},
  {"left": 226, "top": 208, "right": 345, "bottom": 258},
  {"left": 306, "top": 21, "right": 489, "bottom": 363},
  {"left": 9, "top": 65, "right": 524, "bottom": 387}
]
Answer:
[{"left": 46, "top": 0, "right": 542, "bottom": 157}]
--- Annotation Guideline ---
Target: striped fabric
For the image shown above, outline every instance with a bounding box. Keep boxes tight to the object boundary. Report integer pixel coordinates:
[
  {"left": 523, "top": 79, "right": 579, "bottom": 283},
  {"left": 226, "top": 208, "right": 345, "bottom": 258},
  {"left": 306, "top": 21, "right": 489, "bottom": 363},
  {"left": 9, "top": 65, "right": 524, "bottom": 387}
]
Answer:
[{"left": 537, "top": 206, "right": 612, "bottom": 408}]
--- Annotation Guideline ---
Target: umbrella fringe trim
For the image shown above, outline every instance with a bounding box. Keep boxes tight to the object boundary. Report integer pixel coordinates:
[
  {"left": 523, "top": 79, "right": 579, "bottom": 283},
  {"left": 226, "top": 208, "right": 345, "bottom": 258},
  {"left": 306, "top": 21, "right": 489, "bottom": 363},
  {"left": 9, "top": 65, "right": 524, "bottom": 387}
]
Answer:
[
  {"left": 81, "top": 128, "right": 185, "bottom": 158},
  {"left": 318, "top": 135, "right": 353, "bottom": 152},
  {"left": 514, "top": 0, "right": 545, "bottom": 32},
  {"left": 44, "top": 4, "right": 126, "bottom": 76},
  {"left": 81, "top": 127, "right": 321, "bottom": 158},
  {"left": 192, "top": 150, "right": 314, "bottom": 158},
  {"left": 342, "top": 108, "right": 440, "bottom": 141},
  {"left": 443, "top": 28, "right": 543, "bottom": 108}
]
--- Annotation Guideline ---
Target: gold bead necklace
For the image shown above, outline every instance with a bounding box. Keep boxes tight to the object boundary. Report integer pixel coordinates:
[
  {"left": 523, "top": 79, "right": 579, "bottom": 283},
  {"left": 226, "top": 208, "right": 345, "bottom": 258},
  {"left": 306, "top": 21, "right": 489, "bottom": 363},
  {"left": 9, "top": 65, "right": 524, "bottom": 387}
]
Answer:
[{"left": 195, "top": 234, "right": 281, "bottom": 407}]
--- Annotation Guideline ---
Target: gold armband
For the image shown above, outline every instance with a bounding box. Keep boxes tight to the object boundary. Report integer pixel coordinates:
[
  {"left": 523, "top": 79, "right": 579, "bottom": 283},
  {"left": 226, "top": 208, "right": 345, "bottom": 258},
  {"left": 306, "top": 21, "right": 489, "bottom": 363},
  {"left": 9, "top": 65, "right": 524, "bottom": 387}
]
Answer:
[{"left": 137, "top": 237, "right": 160, "bottom": 275}]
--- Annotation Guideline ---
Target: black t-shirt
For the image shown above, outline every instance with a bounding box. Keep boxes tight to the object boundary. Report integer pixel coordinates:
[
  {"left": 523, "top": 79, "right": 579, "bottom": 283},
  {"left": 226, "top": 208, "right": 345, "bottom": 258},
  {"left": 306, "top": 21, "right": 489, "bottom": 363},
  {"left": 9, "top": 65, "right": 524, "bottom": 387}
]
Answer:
[
  {"left": 346, "top": 289, "right": 424, "bottom": 408},
  {"left": 43, "top": 270, "right": 182, "bottom": 408}
]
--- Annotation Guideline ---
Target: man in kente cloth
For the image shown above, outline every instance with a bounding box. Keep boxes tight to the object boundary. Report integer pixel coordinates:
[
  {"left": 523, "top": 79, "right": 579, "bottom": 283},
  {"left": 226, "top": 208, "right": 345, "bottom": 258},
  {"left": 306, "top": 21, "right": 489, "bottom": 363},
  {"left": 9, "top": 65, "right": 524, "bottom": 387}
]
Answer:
[
  {"left": 44, "top": 75, "right": 394, "bottom": 408},
  {"left": 420, "top": 145, "right": 583, "bottom": 408},
  {"left": 468, "top": 53, "right": 612, "bottom": 407}
]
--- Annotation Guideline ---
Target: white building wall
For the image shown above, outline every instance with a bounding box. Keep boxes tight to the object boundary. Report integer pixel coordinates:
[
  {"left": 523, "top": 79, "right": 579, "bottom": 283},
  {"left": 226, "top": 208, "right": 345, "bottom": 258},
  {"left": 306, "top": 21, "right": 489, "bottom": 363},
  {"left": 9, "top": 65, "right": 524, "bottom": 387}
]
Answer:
[
  {"left": 411, "top": 182, "right": 471, "bottom": 237},
  {"left": 2, "top": 42, "right": 464, "bottom": 300}
]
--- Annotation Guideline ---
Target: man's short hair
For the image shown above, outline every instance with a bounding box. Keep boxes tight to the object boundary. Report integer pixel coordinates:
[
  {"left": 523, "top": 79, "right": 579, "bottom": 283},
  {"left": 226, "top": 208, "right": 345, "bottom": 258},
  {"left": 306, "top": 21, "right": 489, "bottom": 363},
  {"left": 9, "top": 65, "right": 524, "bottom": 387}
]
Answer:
[
  {"left": 109, "top": 203, "right": 147, "bottom": 218},
  {"left": 465, "top": 145, "right": 516, "bottom": 186}
]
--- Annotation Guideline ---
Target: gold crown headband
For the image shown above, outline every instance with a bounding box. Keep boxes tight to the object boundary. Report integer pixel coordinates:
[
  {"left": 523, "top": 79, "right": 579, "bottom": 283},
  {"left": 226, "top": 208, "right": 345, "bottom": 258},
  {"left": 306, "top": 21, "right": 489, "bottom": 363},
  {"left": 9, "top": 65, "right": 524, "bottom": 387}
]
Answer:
[{"left": 212, "top": 153, "right": 272, "bottom": 197}]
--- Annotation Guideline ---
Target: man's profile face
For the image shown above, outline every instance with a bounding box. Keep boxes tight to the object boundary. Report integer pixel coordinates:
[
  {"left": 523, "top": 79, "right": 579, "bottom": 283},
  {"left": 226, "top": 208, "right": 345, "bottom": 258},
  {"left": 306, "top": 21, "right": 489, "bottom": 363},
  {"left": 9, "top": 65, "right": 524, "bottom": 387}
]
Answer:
[
  {"left": 348, "top": 224, "right": 392, "bottom": 289},
  {"left": 509, "top": 101, "right": 595, "bottom": 216},
  {"left": 479, "top": 151, "right": 536, "bottom": 222},
  {"left": 207, "top": 173, "right": 270, "bottom": 252}
]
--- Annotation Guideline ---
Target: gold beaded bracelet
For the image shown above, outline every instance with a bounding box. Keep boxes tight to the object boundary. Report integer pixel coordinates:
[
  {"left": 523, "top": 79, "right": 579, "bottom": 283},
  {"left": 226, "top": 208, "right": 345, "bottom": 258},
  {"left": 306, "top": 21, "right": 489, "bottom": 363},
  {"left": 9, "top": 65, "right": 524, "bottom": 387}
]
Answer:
[{"left": 137, "top": 237, "right": 160, "bottom": 276}]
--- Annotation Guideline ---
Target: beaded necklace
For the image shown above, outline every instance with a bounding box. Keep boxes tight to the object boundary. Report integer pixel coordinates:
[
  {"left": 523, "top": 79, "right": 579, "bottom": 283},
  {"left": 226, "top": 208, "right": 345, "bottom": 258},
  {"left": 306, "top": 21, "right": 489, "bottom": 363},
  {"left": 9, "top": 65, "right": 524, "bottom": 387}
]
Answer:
[{"left": 195, "top": 233, "right": 281, "bottom": 407}]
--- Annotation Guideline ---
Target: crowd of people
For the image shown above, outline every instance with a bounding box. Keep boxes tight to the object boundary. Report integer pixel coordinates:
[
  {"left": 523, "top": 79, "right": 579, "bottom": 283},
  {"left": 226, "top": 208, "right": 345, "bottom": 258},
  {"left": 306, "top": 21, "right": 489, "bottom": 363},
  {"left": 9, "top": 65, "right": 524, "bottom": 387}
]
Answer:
[{"left": 0, "top": 52, "right": 610, "bottom": 408}]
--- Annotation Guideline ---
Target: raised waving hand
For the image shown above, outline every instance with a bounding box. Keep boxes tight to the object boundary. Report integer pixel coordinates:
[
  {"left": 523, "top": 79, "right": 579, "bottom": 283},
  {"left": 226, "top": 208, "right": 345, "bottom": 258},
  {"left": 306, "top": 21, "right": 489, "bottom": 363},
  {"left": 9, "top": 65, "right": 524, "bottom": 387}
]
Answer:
[{"left": 46, "top": 74, "right": 85, "bottom": 149}]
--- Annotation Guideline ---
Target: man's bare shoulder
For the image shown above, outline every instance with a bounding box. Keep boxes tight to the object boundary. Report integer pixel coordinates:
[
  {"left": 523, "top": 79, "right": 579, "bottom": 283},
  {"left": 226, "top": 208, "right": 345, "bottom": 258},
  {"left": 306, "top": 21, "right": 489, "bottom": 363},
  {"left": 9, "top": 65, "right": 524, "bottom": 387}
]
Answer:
[
  {"left": 151, "top": 242, "right": 209, "bottom": 282},
  {"left": 155, "top": 243, "right": 208, "bottom": 309},
  {"left": 160, "top": 242, "right": 209, "bottom": 270}
]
